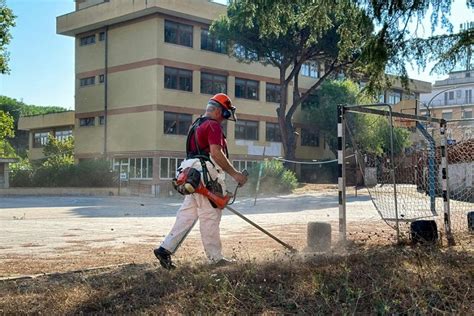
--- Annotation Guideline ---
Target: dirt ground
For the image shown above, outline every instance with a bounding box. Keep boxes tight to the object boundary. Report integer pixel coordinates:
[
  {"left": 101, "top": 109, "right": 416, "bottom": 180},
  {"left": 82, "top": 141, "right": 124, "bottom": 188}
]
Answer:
[{"left": 0, "top": 185, "right": 470, "bottom": 278}]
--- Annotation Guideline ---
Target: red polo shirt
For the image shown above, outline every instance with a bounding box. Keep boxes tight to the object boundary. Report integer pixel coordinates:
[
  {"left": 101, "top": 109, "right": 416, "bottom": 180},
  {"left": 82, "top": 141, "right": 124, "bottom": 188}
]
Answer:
[{"left": 188, "top": 119, "right": 227, "bottom": 156}]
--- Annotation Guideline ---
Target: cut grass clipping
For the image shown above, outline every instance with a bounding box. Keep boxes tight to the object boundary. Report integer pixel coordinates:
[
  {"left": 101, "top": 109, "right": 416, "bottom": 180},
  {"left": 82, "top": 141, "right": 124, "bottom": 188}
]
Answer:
[{"left": 0, "top": 244, "right": 472, "bottom": 314}]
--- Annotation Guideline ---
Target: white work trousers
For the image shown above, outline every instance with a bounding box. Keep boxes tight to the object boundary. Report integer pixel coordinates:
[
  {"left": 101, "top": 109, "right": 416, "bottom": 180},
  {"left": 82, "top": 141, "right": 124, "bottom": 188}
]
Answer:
[{"left": 160, "top": 159, "right": 226, "bottom": 262}]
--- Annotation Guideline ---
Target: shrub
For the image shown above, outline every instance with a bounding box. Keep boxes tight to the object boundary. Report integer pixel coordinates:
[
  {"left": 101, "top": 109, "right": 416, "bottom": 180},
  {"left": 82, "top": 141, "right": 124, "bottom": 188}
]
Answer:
[
  {"left": 73, "top": 159, "right": 116, "bottom": 187},
  {"left": 10, "top": 169, "right": 33, "bottom": 187},
  {"left": 9, "top": 157, "right": 33, "bottom": 187},
  {"left": 10, "top": 158, "right": 116, "bottom": 187},
  {"left": 32, "top": 164, "right": 75, "bottom": 187},
  {"left": 247, "top": 159, "right": 298, "bottom": 194}
]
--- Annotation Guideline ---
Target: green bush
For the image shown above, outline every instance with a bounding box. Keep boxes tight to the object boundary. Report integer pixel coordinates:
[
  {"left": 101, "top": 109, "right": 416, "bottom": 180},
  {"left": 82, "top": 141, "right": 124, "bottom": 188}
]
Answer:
[
  {"left": 10, "top": 159, "right": 116, "bottom": 187},
  {"left": 9, "top": 157, "right": 33, "bottom": 187},
  {"left": 10, "top": 169, "right": 33, "bottom": 187},
  {"left": 247, "top": 159, "right": 298, "bottom": 194},
  {"left": 73, "top": 159, "right": 116, "bottom": 187},
  {"left": 32, "top": 164, "right": 75, "bottom": 187}
]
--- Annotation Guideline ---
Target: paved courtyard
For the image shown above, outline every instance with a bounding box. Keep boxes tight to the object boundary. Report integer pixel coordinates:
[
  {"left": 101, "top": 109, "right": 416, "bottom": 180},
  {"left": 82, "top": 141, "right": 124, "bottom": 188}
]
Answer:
[{"left": 0, "top": 190, "right": 383, "bottom": 276}]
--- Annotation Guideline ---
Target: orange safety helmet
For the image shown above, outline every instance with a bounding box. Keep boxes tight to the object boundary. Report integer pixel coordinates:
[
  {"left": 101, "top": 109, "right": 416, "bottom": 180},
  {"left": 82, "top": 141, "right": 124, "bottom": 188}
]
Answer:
[{"left": 209, "top": 93, "right": 237, "bottom": 121}]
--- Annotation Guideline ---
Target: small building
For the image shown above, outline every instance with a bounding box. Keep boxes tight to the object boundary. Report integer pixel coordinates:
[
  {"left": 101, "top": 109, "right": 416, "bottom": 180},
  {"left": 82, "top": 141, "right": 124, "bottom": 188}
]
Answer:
[
  {"left": 420, "top": 70, "right": 474, "bottom": 123},
  {"left": 0, "top": 158, "right": 18, "bottom": 189},
  {"left": 18, "top": 111, "right": 75, "bottom": 161}
]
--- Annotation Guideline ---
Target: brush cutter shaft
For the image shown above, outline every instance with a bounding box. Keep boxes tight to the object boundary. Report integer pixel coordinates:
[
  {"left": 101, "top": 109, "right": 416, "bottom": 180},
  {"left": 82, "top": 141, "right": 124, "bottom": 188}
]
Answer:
[{"left": 225, "top": 205, "right": 296, "bottom": 252}]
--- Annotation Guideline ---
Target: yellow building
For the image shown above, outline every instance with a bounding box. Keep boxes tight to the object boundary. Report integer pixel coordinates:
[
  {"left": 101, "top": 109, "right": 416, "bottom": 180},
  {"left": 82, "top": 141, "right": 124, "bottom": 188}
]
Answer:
[
  {"left": 18, "top": 111, "right": 75, "bottom": 161},
  {"left": 56, "top": 0, "right": 430, "bottom": 190}
]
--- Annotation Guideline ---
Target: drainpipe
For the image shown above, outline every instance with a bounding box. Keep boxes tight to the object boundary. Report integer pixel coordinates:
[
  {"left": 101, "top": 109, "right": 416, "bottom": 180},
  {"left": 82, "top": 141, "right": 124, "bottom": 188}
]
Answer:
[{"left": 104, "top": 26, "right": 109, "bottom": 157}]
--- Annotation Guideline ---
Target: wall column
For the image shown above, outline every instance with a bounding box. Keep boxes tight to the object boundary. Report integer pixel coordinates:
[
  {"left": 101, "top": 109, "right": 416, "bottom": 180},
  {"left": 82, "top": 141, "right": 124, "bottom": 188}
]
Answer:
[{"left": 4, "top": 163, "right": 9, "bottom": 189}]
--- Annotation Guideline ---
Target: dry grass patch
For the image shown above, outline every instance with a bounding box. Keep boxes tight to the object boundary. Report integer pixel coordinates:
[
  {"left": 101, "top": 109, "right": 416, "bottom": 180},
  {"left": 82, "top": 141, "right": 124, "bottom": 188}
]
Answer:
[{"left": 0, "top": 242, "right": 472, "bottom": 314}]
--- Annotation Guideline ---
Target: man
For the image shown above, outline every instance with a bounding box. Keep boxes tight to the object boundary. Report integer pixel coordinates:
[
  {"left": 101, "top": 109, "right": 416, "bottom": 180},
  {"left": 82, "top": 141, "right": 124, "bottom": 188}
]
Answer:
[{"left": 154, "top": 93, "right": 248, "bottom": 270}]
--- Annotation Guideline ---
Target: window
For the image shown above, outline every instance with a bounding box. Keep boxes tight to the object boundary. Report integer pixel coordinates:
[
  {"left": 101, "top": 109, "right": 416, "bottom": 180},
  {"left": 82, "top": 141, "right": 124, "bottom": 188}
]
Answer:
[
  {"left": 112, "top": 158, "right": 130, "bottom": 174},
  {"left": 201, "top": 28, "right": 227, "bottom": 54},
  {"left": 463, "top": 110, "right": 472, "bottom": 119},
  {"left": 80, "top": 35, "right": 96, "bottom": 46},
  {"left": 233, "top": 160, "right": 258, "bottom": 171},
  {"left": 465, "top": 90, "right": 472, "bottom": 104},
  {"left": 79, "top": 117, "right": 95, "bottom": 127},
  {"left": 164, "top": 112, "right": 192, "bottom": 135},
  {"left": 387, "top": 91, "right": 402, "bottom": 104},
  {"left": 448, "top": 91, "right": 454, "bottom": 100},
  {"left": 201, "top": 72, "right": 227, "bottom": 95},
  {"left": 266, "top": 83, "right": 281, "bottom": 103},
  {"left": 80, "top": 76, "right": 95, "bottom": 87},
  {"left": 160, "top": 157, "right": 185, "bottom": 179},
  {"left": 33, "top": 131, "right": 49, "bottom": 148},
  {"left": 442, "top": 112, "right": 453, "bottom": 120},
  {"left": 164, "top": 67, "right": 192, "bottom": 91},
  {"left": 129, "top": 157, "right": 153, "bottom": 179},
  {"left": 55, "top": 129, "right": 72, "bottom": 141},
  {"left": 235, "top": 120, "right": 259, "bottom": 140},
  {"left": 113, "top": 158, "right": 153, "bottom": 179},
  {"left": 301, "top": 61, "right": 318, "bottom": 78},
  {"left": 266, "top": 122, "right": 281, "bottom": 142},
  {"left": 301, "top": 128, "right": 320, "bottom": 147},
  {"left": 164, "top": 20, "right": 193, "bottom": 47},
  {"left": 378, "top": 92, "right": 386, "bottom": 103},
  {"left": 99, "top": 116, "right": 105, "bottom": 125},
  {"left": 456, "top": 90, "right": 462, "bottom": 98},
  {"left": 235, "top": 78, "right": 259, "bottom": 100},
  {"left": 466, "top": 72, "right": 471, "bottom": 78},
  {"left": 99, "top": 32, "right": 106, "bottom": 41},
  {"left": 99, "top": 74, "right": 105, "bottom": 83}
]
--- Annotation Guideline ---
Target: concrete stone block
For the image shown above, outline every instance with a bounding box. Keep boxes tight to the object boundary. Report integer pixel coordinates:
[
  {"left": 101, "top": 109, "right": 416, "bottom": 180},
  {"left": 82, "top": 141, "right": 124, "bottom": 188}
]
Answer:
[{"left": 307, "top": 222, "right": 331, "bottom": 252}]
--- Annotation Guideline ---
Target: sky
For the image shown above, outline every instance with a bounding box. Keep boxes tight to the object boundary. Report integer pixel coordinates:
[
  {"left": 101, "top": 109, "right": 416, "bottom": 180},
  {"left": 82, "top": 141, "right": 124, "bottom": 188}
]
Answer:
[
  {"left": 0, "top": 0, "right": 472, "bottom": 110},
  {"left": 1, "top": 0, "right": 75, "bottom": 109}
]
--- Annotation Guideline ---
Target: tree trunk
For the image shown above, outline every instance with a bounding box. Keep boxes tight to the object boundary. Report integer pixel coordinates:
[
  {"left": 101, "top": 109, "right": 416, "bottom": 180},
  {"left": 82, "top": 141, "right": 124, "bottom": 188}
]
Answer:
[{"left": 277, "top": 68, "right": 290, "bottom": 160}]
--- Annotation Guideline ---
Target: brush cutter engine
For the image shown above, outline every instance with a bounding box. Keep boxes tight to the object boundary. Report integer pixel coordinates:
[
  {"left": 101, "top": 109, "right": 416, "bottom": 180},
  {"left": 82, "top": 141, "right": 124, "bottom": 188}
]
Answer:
[
  {"left": 172, "top": 167, "right": 201, "bottom": 195},
  {"left": 172, "top": 167, "right": 232, "bottom": 209}
]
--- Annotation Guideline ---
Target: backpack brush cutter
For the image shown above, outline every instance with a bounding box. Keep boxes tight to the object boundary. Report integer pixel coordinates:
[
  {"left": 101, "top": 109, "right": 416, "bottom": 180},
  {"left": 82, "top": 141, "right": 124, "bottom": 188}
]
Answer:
[{"left": 173, "top": 168, "right": 297, "bottom": 253}]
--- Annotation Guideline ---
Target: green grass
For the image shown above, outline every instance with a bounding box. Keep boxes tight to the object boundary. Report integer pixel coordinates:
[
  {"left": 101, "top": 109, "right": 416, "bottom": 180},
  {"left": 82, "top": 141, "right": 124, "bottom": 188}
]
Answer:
[{"left": 0, "top": 244, "right": 472, "bottom": 314}]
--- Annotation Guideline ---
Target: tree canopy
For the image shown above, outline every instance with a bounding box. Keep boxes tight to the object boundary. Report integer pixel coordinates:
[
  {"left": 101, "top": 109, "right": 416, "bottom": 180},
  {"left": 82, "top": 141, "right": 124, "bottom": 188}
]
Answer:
[
  {"left": 42, "top": 134, "right": 74, "bottom": 168},
  {"left": 0, "top": 0, "right": 16, "bottom": 74},
  {"left": 0, "top": 110, "right": 15, "bottom": 157},
  {"left": 211, "top": 0, "right": 473, "bottom": 160},
  {"left": 212, "top": 0, "right": 376, "bottom": 160},
  {"left": 304, "top": 80, "right": 410, "bottom": 156}
]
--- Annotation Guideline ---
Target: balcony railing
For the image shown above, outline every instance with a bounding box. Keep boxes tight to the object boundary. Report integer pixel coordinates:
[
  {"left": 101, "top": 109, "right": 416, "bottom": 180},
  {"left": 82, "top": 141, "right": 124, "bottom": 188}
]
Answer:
[
  {"left": 434, "top": 76, "right": 474, "bottom": 87},
  {"left": 427, "top": 99, "right": 474, "bottom": 108}
]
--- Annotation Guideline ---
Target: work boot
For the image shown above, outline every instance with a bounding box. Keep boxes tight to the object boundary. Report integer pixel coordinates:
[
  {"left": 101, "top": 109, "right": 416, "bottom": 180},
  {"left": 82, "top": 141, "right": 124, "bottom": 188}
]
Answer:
[
  {"left": 213, "top": 257, "right": 236, "bottom": 267},
  {"left": 154, "top": 247, "right": 176, "bottom": 270}
]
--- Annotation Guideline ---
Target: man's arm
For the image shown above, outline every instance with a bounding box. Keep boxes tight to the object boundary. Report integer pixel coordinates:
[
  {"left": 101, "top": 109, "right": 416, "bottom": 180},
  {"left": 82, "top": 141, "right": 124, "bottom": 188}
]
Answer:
[{"left": 210, "top": 144, "right": 247, "bottom": 185}]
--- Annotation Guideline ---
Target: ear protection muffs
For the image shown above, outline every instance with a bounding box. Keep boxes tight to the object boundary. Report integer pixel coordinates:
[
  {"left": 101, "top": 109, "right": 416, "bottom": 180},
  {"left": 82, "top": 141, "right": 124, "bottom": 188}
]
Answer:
[{"left": 222, "top": 108, "right": 231, "bottom": 119}]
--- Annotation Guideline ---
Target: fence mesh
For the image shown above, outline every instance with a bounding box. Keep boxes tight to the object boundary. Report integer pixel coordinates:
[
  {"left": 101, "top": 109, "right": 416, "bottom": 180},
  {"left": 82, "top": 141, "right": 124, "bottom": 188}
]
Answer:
[{"left": 344, "top": 109, "right": 473, "bottom": 244}]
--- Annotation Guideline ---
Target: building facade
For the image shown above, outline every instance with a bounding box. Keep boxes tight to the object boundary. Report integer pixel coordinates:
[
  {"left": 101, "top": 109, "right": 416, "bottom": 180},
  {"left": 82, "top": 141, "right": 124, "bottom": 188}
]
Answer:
[
  {"left": 57, "top": 0, "right": 337, "bottom": 191},
  {"left": 57, "top": 0, "right": 431, "bottom": 192},
  {"left": 420, "top": 70, "right": 474, "bottom": 123},
  {"left": 18, "top": 111, "right": 75, "bottom": 161}
]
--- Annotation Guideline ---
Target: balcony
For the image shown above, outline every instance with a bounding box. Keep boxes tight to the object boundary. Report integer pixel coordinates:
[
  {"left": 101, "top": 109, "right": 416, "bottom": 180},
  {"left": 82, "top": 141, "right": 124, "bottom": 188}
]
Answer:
[
  {"left": 58, "top": 0, "right": 226, "bottom": 36},
  {"left": 427, "top": 99, "right": 474, "bottom": 108},
  {"left": 434, "top": 76, "right": 474, "bottom": 87}
]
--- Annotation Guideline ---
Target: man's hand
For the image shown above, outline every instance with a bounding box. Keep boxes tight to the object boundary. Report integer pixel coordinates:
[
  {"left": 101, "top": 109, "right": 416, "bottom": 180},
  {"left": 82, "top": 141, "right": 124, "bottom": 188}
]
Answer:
[
  {"left": 210, "top": 144, "right": 248, "bottom": 186},
  {"left": 233, "top": 171, "right": 248, "bottom": 186}
]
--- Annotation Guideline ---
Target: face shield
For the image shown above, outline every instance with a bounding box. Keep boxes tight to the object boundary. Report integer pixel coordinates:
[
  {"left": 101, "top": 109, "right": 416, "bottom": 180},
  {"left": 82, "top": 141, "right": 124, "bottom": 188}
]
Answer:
[{"left": 227, "top": 106, "right": 237, "bottom": 122}]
